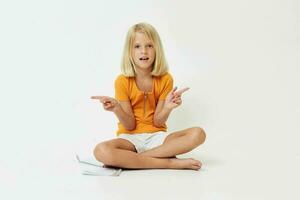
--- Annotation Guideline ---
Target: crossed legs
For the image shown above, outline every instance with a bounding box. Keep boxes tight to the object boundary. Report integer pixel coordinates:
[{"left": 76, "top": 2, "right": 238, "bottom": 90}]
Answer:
[{"left": 93, "top": 127, "right": 206, "bottom": 170}]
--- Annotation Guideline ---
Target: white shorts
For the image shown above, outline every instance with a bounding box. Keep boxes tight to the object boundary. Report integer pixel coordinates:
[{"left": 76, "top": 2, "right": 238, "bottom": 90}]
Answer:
[{"left": 117, "top": 131, "right": 169, "bottom": 153}]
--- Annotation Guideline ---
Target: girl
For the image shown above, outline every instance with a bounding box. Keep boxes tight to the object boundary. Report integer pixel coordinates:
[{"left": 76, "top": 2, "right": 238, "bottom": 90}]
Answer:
[{"left": 91, "top": 22, "right": 206, "bottom": 170}]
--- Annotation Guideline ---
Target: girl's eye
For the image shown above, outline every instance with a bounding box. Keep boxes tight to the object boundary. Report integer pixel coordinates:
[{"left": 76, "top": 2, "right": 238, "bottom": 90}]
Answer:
[{"left": 134, "top": 44, "right": 153, "bottom": 48}]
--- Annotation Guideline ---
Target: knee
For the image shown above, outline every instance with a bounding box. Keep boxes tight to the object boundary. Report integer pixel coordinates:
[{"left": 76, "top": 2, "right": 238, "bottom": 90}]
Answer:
[
  {"left": 190, "top": 127, "right": 206, "bottom": 145},
  {"left": 93, "top": 142, "right": 115, "bottom": 165}
]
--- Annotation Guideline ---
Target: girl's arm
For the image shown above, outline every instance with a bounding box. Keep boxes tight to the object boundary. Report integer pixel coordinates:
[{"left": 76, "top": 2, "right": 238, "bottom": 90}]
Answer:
[
  {"left": 153, "top": 100, "right": 172, "bottom": 127},
  {"left": 113, "top": 101, "right": 136, "bottom": 131},
  {"left": 153, "top": 87, "right": 189, "bottom": 127},
  {"left": 91, "top": 96, "right": 136, "bottom": 130}
]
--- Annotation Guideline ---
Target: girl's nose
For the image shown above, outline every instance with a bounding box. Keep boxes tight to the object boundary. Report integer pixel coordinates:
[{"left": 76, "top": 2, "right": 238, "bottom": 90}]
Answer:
[{"left": 141, "top": 46, "right": 147, "bottom": 53}]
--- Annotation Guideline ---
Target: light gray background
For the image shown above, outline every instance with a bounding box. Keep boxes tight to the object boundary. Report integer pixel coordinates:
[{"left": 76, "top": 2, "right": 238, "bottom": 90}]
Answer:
[{"left": 0, "top": 0, "right": 299, "bottom": 199}]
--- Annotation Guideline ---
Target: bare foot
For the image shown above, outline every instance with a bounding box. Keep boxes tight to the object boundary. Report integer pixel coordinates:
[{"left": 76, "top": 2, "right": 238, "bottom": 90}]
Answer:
[{"left": 169, "top": 158, "right": 202, "bottom": 170}]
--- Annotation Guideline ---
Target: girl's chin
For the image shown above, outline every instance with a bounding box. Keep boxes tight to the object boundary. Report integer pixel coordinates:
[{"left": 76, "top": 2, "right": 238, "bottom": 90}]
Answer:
[{"left": 135, "top": 64, "right": 153, "bottom": 70}]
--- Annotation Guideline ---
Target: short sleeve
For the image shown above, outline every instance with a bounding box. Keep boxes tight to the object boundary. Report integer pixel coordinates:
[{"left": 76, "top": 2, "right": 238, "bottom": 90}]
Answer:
[
  {"left": 114, "top": 75, "right": 129, "bottom": 101},
  {"left": 159, "top": 73, "right": 173, "bottom": 100}
]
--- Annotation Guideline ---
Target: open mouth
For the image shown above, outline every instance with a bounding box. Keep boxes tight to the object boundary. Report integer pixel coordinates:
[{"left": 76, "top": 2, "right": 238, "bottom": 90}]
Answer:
[{"left": 139, "top": 57, "right": 149, "bottom": 61}]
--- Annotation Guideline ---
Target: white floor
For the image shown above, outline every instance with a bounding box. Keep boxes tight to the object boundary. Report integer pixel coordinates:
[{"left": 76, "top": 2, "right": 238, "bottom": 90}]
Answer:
[{"left": 1, "top": 127, "right": 299, "bottom": 200}]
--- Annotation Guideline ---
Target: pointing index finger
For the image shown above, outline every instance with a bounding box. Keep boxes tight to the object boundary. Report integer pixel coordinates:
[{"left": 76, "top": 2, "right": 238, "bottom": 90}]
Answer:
[
  {"left": 91, "top": 96, "right": 103, "bottom": 100},
  {"left": 90, "top": 96, "right": 106, "bottom": 103},
  {"left": 174, "top": 87, "right": 190, "bottom": 96}
]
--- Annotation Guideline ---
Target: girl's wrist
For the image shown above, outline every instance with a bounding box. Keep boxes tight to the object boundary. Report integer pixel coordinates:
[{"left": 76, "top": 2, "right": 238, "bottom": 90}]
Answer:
[
  {"left": 112, "top": 100, "right": 121, "bottom": 113},
  {"left": 163, "top": 105, "right": 173, "bottom": 112}
]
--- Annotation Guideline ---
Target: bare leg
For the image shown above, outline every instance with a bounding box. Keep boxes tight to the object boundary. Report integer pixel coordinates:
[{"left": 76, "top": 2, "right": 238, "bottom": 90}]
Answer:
[
  {"left": 93, "top": 138, "right": 201, "bottom": 170},
  {"left": 140, "top": 127, "right": 206, "bottom": 158}
]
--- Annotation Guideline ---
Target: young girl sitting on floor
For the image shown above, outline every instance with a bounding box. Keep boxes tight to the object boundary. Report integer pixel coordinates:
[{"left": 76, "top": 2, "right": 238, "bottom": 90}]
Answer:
[{"left": 91, "top": 22, "right": 206, "bottom": 170}]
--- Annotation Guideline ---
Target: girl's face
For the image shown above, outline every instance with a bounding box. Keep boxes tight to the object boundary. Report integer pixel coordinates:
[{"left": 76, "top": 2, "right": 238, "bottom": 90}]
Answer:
[{"left": 131, "top": 32, "right": 155, "bottom": 71}]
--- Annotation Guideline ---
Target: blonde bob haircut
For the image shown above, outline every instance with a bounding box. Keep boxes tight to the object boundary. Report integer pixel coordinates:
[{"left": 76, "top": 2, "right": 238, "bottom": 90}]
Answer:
[{"left": 120, "top": 22, "right": 169, "bottom": 77}]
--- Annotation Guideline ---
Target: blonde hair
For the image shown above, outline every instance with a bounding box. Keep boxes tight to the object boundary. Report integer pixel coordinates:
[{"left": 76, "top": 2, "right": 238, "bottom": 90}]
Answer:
[{"left": 120, "top": 22, "right": 169, "bottom": 77}]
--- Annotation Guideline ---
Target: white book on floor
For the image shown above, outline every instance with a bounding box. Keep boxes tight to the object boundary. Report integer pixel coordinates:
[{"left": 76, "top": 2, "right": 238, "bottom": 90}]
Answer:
[{"left": 76, "top": 154, "right": 122, "bottom": 176}]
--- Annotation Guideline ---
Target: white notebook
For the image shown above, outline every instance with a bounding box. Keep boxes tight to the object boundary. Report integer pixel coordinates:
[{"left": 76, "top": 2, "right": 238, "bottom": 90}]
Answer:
[{"left": 76, "top": 154, "right": 122, "bottom": 176}]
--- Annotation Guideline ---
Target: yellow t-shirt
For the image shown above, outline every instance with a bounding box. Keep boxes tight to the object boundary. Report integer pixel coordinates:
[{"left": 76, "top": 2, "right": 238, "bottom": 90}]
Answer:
[{"left": 114, "top": 72, "right": 173, "bottom": 135}]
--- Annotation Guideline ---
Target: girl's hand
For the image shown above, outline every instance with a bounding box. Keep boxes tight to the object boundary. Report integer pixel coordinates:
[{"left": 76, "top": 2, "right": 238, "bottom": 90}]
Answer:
[
  {"left": 90, "top": 96, "right": 120, "bottom": 112},
  {"left": 164, "top": 87, "right": 190, "bottom": 110}
]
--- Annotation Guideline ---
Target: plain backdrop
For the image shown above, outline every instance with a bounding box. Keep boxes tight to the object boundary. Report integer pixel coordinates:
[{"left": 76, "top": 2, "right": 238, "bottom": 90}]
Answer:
[{"left": 0, "top": 0, "right": 299, "bottom": 199}]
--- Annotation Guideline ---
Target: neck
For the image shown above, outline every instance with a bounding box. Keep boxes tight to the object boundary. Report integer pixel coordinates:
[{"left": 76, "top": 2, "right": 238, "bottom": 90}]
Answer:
[{"left": 135, "top": 67, "right": 152, "bottom": 80}]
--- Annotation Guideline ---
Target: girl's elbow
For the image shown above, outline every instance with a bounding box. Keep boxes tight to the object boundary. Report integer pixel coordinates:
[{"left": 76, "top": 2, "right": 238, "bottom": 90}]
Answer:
[
  {"left": 126, "top": 126, "right": 135, "bottom": 131},
  {"left": 153, "top": 120, "right": 162, "bottom": 128},
  {"left": 126, "top": 121, "right": 136, "bottom": 131}
]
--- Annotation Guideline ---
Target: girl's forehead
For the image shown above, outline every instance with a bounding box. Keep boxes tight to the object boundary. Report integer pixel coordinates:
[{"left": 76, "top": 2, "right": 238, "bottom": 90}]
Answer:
[{"left": 133, "top": 32, "right": 153, "bottom": 43}]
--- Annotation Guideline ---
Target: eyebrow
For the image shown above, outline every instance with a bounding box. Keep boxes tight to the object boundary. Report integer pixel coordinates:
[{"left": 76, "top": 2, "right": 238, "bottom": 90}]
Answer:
[{"left": 133, "top": 42, "right": 153, "bottom": 45}]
